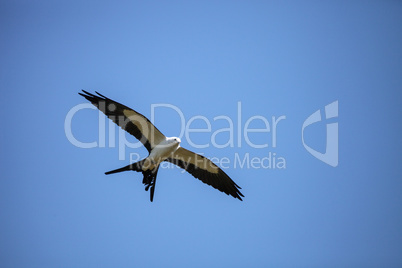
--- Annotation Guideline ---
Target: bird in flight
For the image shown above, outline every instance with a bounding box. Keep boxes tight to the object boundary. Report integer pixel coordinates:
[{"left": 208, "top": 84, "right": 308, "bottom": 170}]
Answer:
[{"left": 79, "top": 90, "right": 244, "bottom": 202}]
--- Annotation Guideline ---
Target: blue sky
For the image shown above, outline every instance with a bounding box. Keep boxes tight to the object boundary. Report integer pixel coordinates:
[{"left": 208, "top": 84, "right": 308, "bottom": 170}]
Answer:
[{"left": 1, "top": 1, "right": 401, "bottom": 267}]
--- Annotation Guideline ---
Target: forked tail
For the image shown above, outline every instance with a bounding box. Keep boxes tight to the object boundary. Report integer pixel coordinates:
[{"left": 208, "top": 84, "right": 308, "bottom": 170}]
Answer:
[
  {"left": 142, "top": 167, "right": 159, "bottom": 202},
  {"left": 105, "top": 160, "right": 160, "bottom": 202}
]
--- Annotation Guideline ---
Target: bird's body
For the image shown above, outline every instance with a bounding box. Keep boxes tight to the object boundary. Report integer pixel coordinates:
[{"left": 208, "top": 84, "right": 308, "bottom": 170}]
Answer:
[
  {"left": 146, "top": 137, "right": 181, "bottom": 168},
  {"left": 79, "top": 90, "right": 244, "bottom": 202},
  {"left": 142, "top": 137, "right": 181, "bottom": 171}
]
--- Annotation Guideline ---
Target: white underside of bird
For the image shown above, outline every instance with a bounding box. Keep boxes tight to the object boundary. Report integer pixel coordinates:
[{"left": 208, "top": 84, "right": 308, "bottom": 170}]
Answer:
[{"left": 142, "top": 137, "right": 182, "bottom": 171}]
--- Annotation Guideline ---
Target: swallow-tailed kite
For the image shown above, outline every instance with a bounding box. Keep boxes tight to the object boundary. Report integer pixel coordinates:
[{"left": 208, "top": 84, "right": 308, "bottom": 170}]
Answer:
[{"left": 79, "top": 90, "right": 244, "bottom": 202}]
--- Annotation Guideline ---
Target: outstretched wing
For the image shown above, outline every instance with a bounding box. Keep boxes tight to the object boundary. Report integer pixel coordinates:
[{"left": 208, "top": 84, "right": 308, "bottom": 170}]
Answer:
[
  {"left": 79, "top": 90, "right": 165, "bottom": 152},
  {"left": 166, "top": 147, "right": 244, "bottom": 200}
]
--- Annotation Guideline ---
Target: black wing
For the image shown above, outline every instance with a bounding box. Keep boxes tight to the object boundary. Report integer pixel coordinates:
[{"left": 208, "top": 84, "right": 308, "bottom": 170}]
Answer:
[
  {"left": 166, "top": 147, "right": 244, "bottom": 200},
  {"left": 79, "top": 90, "right": 165, "bottom": 152}
]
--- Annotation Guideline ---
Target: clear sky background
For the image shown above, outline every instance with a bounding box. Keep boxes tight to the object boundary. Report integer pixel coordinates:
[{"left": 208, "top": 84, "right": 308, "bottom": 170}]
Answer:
[{"left": 1, "top": 1, "right": 401, "bottom": 267}]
